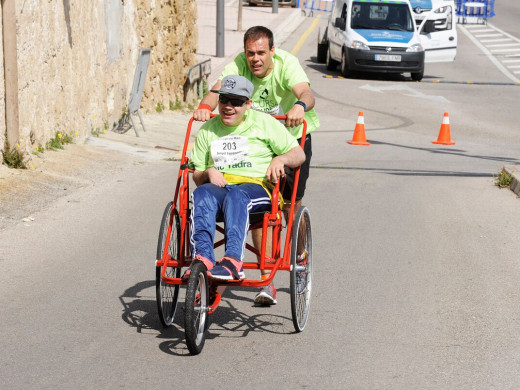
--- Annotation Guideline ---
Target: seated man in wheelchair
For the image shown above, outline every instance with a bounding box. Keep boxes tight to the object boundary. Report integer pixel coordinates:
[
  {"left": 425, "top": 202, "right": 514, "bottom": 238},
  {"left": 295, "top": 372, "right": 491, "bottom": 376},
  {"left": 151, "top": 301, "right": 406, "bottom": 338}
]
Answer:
[{"left": 185, "top": 75, "right": 305, "bottom": 281}]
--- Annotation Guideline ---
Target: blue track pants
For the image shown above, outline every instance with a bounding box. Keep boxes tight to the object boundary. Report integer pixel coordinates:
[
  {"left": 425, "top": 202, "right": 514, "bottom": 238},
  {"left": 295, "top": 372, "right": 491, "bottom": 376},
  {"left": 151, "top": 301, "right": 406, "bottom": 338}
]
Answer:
[{"left": 190, "top": 183, "right": 271, "bottom": 264}]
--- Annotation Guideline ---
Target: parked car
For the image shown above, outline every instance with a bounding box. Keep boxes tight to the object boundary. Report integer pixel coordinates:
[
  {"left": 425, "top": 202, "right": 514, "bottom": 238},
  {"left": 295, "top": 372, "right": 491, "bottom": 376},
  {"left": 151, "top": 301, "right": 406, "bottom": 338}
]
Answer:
[
  {"left": 317, "top": 0, "right": 457, "bottom": 80},
  {"left": 248, "top": 0, "right": 297, "bottom": 7}
]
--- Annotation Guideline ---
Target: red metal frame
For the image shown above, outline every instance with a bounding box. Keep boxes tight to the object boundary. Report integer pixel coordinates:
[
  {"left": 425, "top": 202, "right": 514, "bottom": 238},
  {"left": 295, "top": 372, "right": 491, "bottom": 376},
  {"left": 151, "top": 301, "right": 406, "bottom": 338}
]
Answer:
[{"left": 156, "top": 115, "right": 307, "bottom": 313}]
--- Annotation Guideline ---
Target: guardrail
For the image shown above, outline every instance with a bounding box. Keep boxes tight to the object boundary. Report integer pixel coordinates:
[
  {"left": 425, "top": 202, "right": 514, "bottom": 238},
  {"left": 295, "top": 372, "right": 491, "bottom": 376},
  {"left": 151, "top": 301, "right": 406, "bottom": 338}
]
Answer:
[
  {"left": 455, "top": 0, "right": 495, "bottom": 24},
  {"left": 187, "top": 59, "right": 211, "bottom": 100}
]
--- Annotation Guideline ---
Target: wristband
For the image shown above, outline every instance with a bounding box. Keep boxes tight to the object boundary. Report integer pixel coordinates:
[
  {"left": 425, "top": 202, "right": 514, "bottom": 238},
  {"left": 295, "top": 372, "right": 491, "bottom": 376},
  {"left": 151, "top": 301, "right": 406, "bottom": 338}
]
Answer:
[
  {"left": 294, "top": 100, "right": 307, "bottom": 112},
  {"left": 198, "top": 104, "right": 212, "bottom": 111}
]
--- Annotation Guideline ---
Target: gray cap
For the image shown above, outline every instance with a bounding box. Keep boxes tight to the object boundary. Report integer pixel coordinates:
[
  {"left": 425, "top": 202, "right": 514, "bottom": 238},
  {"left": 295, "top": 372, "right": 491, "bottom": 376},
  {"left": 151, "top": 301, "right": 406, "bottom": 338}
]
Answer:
[{"left": 211, "top": 75, "right": 253, "bottom": 99}]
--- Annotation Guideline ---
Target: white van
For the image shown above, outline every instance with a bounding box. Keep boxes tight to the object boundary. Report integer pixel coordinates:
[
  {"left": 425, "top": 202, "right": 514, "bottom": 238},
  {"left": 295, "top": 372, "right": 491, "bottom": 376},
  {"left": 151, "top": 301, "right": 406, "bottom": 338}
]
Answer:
[
  {"left": 410, "top": 0, "right": 458, "bottom": 62},
  {"left": 317, "top": 0, "right": 457, "bottom": 80}
]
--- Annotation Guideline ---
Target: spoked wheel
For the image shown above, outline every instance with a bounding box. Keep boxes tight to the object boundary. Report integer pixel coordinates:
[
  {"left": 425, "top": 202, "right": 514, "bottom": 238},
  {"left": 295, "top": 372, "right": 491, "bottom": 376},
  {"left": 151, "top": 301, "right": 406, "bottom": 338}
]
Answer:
[
  {"left": 184, "top": 261, "right": 209, "bottom": 355},
  {"left": 156, "top": 201, "right": 181, "bottom": 327},
  {"left": 290, "top": 206, "right": 313, "bottom": 332}
]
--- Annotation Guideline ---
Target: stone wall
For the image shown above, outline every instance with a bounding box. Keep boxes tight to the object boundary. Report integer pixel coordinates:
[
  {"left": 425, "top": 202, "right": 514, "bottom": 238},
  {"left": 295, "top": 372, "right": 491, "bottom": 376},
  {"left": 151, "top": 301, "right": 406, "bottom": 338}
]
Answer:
[
  {"left": 1, "top": 0, "right": 197, "bottom": 157},
  {"left": 0, "top": 7, "right": 5, "bottom": 153}
]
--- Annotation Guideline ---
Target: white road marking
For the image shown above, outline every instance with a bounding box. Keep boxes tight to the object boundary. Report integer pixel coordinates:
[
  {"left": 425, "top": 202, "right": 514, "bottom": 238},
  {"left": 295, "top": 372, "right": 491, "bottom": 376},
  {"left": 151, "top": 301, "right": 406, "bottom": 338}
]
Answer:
[
  {"left": 458, "top": 22, "right": 520, "bottom": 83},
  {"left": 486, "top": 43, "right": 520, "bottom": 48},
  {"left": 480, "top": 38, "right": 513, "bottom": 43},
  {"left": 359, "top": 84, "right": 449, "bottom": 103},
  {"left": 475, "top": 33, "right": 502, "bottom": 38}
]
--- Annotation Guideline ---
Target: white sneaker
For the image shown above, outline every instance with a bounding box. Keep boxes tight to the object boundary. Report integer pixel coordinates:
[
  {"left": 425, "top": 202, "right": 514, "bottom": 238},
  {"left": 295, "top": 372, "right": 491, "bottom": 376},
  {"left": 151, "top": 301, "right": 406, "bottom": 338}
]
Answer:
[{"left": 254, "top": 283, "right": 277, "bottom": 305}]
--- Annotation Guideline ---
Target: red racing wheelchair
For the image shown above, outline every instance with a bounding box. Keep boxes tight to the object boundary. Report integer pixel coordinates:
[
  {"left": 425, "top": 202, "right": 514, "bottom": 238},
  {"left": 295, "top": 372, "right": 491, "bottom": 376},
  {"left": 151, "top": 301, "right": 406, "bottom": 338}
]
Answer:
[{"left": 155, "top": 115, "right": 313, "bottom": 355}]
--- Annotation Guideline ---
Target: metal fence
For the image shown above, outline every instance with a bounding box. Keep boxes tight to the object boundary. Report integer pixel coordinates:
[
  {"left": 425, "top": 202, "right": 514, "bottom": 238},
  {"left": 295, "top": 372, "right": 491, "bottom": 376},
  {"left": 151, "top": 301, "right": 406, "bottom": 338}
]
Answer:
[
  {"left": 455, "top": 0, "right": 495, "bottom": 24},
  {"left": 301, "top": 0, "right": 333, "bottom": 17}
]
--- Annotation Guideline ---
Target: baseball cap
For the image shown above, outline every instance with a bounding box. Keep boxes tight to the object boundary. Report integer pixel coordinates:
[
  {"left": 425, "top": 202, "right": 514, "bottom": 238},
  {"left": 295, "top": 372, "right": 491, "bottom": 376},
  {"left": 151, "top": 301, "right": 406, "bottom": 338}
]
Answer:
[{"left": 211, "top": 75, "right": 253, "bottom": 100}]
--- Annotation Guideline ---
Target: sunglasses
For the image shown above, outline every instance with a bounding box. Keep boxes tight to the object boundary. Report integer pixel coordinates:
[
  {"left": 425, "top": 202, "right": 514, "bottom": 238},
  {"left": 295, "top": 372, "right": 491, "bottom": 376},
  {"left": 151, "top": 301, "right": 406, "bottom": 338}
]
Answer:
[{"left": 219, "top": 95, "right": 248, "bottom": 107}]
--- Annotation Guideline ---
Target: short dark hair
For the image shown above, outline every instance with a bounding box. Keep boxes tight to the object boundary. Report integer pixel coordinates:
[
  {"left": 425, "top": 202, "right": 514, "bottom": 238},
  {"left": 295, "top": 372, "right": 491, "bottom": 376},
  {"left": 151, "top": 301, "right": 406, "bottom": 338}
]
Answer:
[{"left": 243, "top": 26, "right": 274, "bottom": 50}]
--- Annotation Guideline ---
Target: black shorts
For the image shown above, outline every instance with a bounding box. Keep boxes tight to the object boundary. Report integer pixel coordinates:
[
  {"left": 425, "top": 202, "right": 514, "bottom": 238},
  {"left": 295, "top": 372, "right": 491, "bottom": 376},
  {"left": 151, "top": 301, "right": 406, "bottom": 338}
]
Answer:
[{"left": 282, "top": 134, "right": 312, "bottom": 202}]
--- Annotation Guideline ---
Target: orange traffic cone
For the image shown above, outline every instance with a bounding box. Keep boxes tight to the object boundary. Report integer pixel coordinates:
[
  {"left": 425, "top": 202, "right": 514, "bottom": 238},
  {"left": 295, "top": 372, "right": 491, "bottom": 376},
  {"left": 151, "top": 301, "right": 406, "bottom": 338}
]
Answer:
[
  {"left": 348, "top": 112, "right": 370, "bottom": 145},
  {"left": 432, "top": 112, "right": 455, "bottom": 145}
]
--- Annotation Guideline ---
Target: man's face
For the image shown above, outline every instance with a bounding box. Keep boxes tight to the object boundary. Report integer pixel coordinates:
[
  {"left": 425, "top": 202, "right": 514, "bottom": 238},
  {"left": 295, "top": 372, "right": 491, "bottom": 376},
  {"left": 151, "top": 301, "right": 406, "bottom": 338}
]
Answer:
[
  {"left": 218, "top": 95, "right": 252, "bottom": 127},
  {"left": 244, "top": 37, "right": 275, "bottom": 79}
]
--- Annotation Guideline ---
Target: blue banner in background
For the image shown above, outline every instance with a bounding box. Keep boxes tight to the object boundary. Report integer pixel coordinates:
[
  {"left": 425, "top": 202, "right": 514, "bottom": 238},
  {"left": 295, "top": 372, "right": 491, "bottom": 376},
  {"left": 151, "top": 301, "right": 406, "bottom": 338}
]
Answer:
[{"left": 354, "top": 29, "right": 414, "bottom": 43}]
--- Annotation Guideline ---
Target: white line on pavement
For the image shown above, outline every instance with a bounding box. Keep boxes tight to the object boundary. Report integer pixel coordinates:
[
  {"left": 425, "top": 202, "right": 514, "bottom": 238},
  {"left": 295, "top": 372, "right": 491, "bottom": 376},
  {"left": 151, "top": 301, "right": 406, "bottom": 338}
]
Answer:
[
  {"left": 458, "top": 25, "right": 520, "bottom": 83},
  {"left": 490, "top": 48, "right": 520, "bottom": 53},
  {"left": 485, "top": 43, "right": 520, "bottom": 48},
  {"left": 475, "top": 33, "right": 503, "bottom": 38},
  {"left": 480, "top": 38, "right": 513, "bottom": 43}
]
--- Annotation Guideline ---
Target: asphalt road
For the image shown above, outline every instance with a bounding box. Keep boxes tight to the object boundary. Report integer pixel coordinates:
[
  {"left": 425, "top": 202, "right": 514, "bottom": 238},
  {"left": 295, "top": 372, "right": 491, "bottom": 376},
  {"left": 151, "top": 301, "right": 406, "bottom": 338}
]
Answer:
[{"left": 1, "top": 6, "right": 520, "bottom": 389}]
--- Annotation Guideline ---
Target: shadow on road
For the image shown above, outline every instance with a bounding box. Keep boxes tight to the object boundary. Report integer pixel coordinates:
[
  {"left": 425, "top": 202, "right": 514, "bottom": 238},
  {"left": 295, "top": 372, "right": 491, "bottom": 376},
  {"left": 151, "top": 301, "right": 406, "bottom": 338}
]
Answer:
[{"left": 119, "top": 280, "right": 294, "bottom": 356}]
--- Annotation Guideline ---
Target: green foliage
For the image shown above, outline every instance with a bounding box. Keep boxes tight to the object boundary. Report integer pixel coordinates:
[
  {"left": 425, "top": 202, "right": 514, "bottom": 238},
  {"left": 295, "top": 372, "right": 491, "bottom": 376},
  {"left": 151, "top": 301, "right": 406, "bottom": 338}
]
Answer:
[
  {"left": 495, "top": 169, "right": 513, "bottom": 188},
  {"left": 46, "top": 131, "right": 74, "bottom": 150},
  {"left": 46, "top": 136, "right": 63, "bottom": 150},
  {"left": 2, "top": 140, "right": 27, "bottom": 169},
  {"left": 202, "top": 78, "right": 208, "bottom": 96},
  {"left": 155, "top": 102, "right": 165, "bottom": 113},
  {"left": 169, "top": 100, "right": 183, "bottom": 111}
]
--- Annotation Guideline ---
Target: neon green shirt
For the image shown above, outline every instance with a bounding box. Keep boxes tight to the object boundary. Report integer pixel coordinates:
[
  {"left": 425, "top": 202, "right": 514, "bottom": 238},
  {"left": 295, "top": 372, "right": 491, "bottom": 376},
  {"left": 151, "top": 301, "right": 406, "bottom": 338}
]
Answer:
[
  {"left": 220, "top": 48, "right": 320, "bottom": 139},
  {"left": 191, "top": 110, "right": 299, "bottom": 179}
]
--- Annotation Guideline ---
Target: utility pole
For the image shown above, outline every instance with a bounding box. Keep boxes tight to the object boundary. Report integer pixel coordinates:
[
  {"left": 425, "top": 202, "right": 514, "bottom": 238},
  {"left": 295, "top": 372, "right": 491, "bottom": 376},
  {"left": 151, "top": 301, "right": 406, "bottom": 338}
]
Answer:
[
  {"left": 216, "top": 0, "right": 225, "bottom": 57},
  {"left": 237, "top": 0, "right": 243, "bottom": 31},
  {"left": 2, "top": 0, "right": 20, "bottom": 150},
  {"left": 272, "top": 0, "right": 279, "bottom": 14}
]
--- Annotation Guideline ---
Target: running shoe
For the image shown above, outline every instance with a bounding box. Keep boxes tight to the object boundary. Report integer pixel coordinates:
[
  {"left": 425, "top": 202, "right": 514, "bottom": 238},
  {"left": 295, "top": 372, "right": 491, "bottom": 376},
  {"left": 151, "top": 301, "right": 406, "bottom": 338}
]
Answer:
[
  {"left": 182, "top": 254, "right": 214, "bottom": 280},
  {"left": 208, "top": 257, "right": 245, "bottom": 280},
  {"left": 254, "top": 283, "right": 277, "bottom": 305}
]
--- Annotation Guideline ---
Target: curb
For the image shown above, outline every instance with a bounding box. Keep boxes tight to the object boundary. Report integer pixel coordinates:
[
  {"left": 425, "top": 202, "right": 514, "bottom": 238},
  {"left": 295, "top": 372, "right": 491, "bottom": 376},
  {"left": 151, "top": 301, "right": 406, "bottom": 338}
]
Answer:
[{"left": 503, "top": 165, "right": 520, "bottom": 197}]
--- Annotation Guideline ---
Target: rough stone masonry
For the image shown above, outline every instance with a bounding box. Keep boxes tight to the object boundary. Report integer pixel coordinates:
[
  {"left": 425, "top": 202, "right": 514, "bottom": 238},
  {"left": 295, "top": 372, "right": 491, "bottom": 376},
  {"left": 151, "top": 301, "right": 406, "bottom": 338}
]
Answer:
[{"left": 0, "top": 0, "right": 197, "bottom": 159}]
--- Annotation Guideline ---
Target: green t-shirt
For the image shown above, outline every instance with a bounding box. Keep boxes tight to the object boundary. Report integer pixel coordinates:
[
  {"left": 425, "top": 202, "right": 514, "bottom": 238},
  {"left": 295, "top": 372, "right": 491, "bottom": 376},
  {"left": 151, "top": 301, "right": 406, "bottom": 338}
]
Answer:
[
  {"left": 220, "top": 48, "right": 320, "bottom": 139},
  {"left": 190, "top": 110, "right": 299, "bottom": 179}
]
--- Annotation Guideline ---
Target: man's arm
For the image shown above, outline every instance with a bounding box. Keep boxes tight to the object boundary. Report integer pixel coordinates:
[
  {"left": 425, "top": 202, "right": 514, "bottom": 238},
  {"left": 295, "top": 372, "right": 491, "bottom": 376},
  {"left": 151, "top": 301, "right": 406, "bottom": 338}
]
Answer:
[
  {"left": 192, "top": 80, "right": 222, "bottom": 121},
  {"left": 285, "top": 82, "right": 316, "bottom": 128},
  {"left": 265, "top": 145, "right": 306, "bottom": 183},
  {"left": 193, "top": 167, "right": 227, "bottom": 187}
]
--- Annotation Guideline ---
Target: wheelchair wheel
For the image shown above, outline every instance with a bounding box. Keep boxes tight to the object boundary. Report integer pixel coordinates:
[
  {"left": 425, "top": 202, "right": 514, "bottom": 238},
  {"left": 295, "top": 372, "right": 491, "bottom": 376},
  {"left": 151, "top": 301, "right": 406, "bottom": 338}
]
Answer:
[
  {"left": 156, "top": 201, "right": 181, "bottom": 327},
  {"left": 290, "top": 206, "right": 313, "bottom": 332},
  {"left": 184, "top": 261, "right": 209, "bottom": 355}
]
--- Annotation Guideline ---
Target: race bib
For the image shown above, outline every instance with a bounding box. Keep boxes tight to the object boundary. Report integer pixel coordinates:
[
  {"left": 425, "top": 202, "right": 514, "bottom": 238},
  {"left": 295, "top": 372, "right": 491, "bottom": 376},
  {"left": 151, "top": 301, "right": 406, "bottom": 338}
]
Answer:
[{"left": 211, "top": 135, "right": 249, "bottom": 169}]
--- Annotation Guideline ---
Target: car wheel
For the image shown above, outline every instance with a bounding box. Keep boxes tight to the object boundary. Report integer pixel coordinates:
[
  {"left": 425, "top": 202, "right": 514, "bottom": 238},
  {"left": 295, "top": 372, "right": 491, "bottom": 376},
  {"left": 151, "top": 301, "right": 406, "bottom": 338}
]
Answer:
[
  {"left": 317, "top": 42, "right": 327, "bottom": 63},
  {"left": 326, "top": 45, "right": 338, "bottom": 71},
  {"left": 411, "top": 71, "right": 423, "bottom": 81},
  {"left": 341, "top": 50, "right": 352, "bottom": 77}
]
